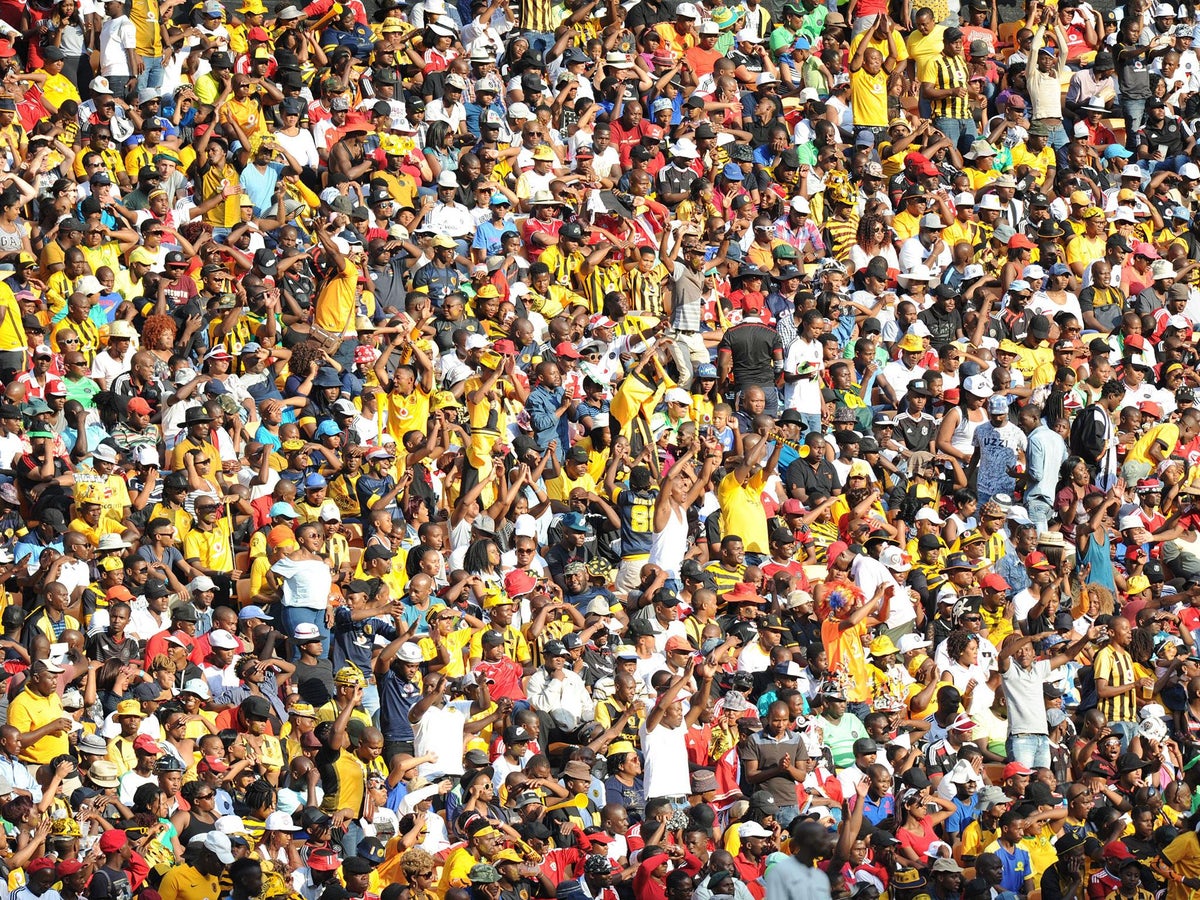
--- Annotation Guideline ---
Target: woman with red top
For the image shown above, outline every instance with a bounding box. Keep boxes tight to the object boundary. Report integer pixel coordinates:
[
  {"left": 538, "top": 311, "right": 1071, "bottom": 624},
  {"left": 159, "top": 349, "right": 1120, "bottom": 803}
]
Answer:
[{"left": 893, "top": 786, "right": 958, "bottom": 866}]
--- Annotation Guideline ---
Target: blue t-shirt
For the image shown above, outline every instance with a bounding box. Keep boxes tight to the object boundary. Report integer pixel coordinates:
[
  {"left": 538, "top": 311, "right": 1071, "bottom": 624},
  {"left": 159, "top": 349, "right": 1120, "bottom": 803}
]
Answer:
[
  {"left": 945, "top": 793, "right": 980, "bottom": 836},
  {"left": 994, "top": 842, "right": 1033, "bottom": 893},
  {"left": 239, "top": 161, "right": 285, "bottom": 217}
]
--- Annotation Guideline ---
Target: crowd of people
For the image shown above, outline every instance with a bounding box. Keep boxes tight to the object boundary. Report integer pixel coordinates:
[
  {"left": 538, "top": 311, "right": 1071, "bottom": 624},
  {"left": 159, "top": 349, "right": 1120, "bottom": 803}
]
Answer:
[{"left": 2, "top": 0, "right": 1200, "bottom": 897}]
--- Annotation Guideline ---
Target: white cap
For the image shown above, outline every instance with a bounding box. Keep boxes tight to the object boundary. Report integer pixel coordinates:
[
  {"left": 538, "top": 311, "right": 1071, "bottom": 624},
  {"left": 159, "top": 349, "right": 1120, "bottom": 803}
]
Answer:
[
  {"left": 1153, "top": 259, "right": 1177, "bottom": 280},
  {"left": 514, "top": 513, "right": 538, "bottom": 537},
  {"left": 908, "top": 321, "right": 932, "bottom": 338},
  {"left": 464, "top": 333, "right": 489, "bottom": 351},
  {"left": 954, "top": 191, "right": 975, "bottom": 207},
  {"left": 665, "top": 387, "right": 692, "bottom": 405},
  {"left": 879, "top": 545, "right": 912, "bottom": 572},
  {"left": 1022, "top": 264, "right": 1046, "bottom": 280},
  {"left": 735, "top": 27, "right": 763, "bottom": 42},
  {"left": 675, "top": 2, "right": 699, "bottom": 16},
  {"left": 699, "top": 20, "right": 719, "bottom": 34},
  {"left": 214, "top": 815, "right": 247, "bottom": 835},
  {"left": 755, "top": 71, "right": 779, "bottom": 86},
  {"left": 397, "top": 642, "right": 424, "bottom": 663},
  {"left": 1121, "top": 163, "right": 1146, "bottom": 179},
  {"left": 790, "top": 196, "right": 810, "bottom": 214},
  {"left": 1119, "top": 513, "right": 1146, "bottom": 530},
  {"left": 181, "top": 678, "right": 211, "bottom": 700},
  {"left": 507, "top": 101, "right": 532, "bottom": 119},
  {"left": 1073, "top": 121, "right": 1091, "bottom": 138},
  {"left": 915, "top": 507, "right": 945, "bottom": 525},
  {"left": 1156, "top": 2, "right": 1176, "bottom": 15},
  {"left": 962, "top": 373, "right": 993, "bottom": 399},
  {"left": 208, "top": 629, "right": 238, "bottom": 650},
  {"left": 670, "top": 139, "right": 699, "bottom": 159},
  {"left": 977, "top": 194, "right": 1002, "bottom": 211},
  {"left": 77, "top": 275, "right": 103, "bottom": 296},
  {"left": 264, "top": 811, "right": 299, "bottom": 832},
  {"left": 1113, "top": 208, "right": 1136, "bottom": 223},
  {"left": 897, "top": 633, "right": 932, "bottom": 653},
  {"left": 920, "top": 213, "right": 945, "bottom": 229},
  {"left": 89, "top": 76, "right": 114, "bottom": 95},
  {"left": 799, "top": 87, "right": 820, "bottom": 102},
  {"left": 437, "top": 170, "right": 458, "bottom": 188},
  {"left": 135, "top": 445, "right": 159, "bottom": 466},
  {"left": 900, "top": 263, "right": 932, "bottom": 283},
  {"left": 203, "top": 832, "right": 235, "bottom": 865},
  {"left": 1182, "top": 163, "right": 1200, "bottom": 180}
]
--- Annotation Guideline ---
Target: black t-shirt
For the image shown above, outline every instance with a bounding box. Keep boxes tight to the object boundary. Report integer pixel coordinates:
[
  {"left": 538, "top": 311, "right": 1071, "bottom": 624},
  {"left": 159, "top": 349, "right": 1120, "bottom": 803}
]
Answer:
[
  {"left": 1139, "top": 116, "right": 1188, "bottom": 156},
  {"left": 89, "top": 867, "right": 131, "bottom": 900},
  {"left": 896, "top": 412, "right": 937, "bottom": 453},
  {"left": 785, "top": 457, "right": 841, "bottom": 498},
  {"left": 293, "top": 657, "right": 335, "bottom": 707},
  {"left": 718, "top": 321, "right": 781, "bottom": 388}
]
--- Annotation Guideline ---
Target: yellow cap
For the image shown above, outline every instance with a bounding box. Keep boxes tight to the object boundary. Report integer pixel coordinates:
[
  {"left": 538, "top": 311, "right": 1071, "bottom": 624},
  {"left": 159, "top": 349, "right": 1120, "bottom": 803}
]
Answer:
[
  {"left": 897, "top": 333, "right": 924, "bottom": 352},
  {"left": 1126, "top": 575, "right": 1150, "bottom": 595},
  {"left": 868, "top": 635, "right": 899, "bottom": 657},
  {"left": 116, "top": 699, "right": 145, "bottom": 718}
]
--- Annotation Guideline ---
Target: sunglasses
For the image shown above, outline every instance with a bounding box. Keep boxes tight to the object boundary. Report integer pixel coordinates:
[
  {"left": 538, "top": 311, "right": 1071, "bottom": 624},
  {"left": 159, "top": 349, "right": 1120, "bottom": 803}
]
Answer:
[{"left": 60, "top": 338, "right": 80, "bottom": 344}]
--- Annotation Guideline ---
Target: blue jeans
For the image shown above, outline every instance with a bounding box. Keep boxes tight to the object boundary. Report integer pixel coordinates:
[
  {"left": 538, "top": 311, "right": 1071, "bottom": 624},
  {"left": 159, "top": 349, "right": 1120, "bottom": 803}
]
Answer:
[
  {"left": 1121, "top": 98, "right": 1147, "bottom": 150},
  {"left": 1045, "top": 123, "right": 1069, "bottom": 149},
  {"left": 800, "top": 412, "right": 822, "bottom": 435},
  {"left": 281, "top": 606, "right": 330, "bottom": 659},
  {"left": 1027, "top": 496, "right": 1054, "bottom": 535},
  {"left": 137, "top": 55, "right": 163, "bottom": 93},
  {"left": 933, "top": 116, "right": 978, "bottom": 153},
  {"left": 1007, "top": 733, "right": 1051, "bottom": 769},
  {"left": 362, "top": 682, "right": 380, "bottom": 725},
  {"left": 1151, "top": 154, "right": 1191, "bottom": 173},
  {"left": 777, "top": 804, "right": 801, "bottom": 828}
]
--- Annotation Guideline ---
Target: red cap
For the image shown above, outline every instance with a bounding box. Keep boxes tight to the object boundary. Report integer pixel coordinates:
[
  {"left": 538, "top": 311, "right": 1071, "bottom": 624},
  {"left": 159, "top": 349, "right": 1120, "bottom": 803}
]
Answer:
[
  {"left": 504, "top": 569, "right": 537, "bottom": 597},
  {"left": 46, "top": 380, "right": 66, "bottom": 397},
  {"left": 494, "top": 339, "right": 517, "bottom": 355},
  {"left": 99, "top": 830, "right": 128, "bottom": 854},
  {"left": 0, "top": 41, "right": 15, "bottom": 59},
  {"left": 1136, "top": 477, "right": 1163, "bottom": 491},
  {"left": 827, "top": 541, "right": 850, "bottom": 566},
  {"left": 26, "top": 857, "right": 56, "bottom": 874},
  {"left": 665, "top": 635, "right": 693, "bottom": 654},
  {"left": 308, "top": 848, "right": 342, "bottom": 871},
  {"left": 1003, "top": 761, "right": 1033, "bottom": 778},
  {"left": 979, "top": 573, "right": 1010, "bottom": 592},
  {"left": 741, "top": 294, "right": 764, "bottom": 313},
  {"left": 644, "top": 125, "right": 664, "bottom": 140},
  {"left": 1023, "top": 551, "right": 1054, "bottom": 571},
  {"left": 1133, "top": 241, "right": 1160, "bottom": 259},
  {"left": 127, "top": 397, "right": 152, "bottom": 415},
  {"left": 56, "top": 860, "right": 84, "bottom": 877},
  {"left": 106, "top": 586, "right": 134, "bottom": 602},
  {"left": 133, "top": 734, "right": 162, "bottom": 754},
  {"left": 1007, "top": 234, "right": 1035, "bottom": 250},
  {"left": 781, "top": 499, "right": 805, "bottom": 515},
  {"left": 905, "top": 151, "right": 938, "bottom": 177},
  {"left": 554, "top": 341, "right": 581, "bottom": 359},
  {"left": 1103, "top": 841, "right": 1134, "bottom": 861},
  {"left": 197, "top": 755, "right": 228, "bottom": 774},
  {"left": 1137, "top": 401, "right": 1164, "bottom": 418},
  {"left": 247, "top": 25, "right": 271, "bottom": 41},
  {"left": 1125, "top": 334, "right": 1148, "bottom": 350}
]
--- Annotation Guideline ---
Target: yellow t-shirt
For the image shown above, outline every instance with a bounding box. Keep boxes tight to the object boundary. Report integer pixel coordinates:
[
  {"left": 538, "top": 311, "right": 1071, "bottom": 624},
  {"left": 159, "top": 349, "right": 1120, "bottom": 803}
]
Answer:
[
  {"left": 468, "top": 623, "right": 530, "bottom": 664},
  {"left": 1127, "top": 423, "right": 1180, "bottom": 467},
  {"left": 906, "top": 25, "right": 946, "bottom": 69},
  {"left": 42, "top": 72, "right": 80, "bottom": 109},
  {"left": 419, "top": 628, "right": 475, "bottom": 679},
  {"left": 1066, "top": 233, "right": 1106, "bottom": 272},
  {"left": 198, "top": 161, "right": 240, "bottom": 228},
  {"left": 383, "top": 387, "right": 431, "bottom": 446},
  {"left": 1010, "top": 142, "right": 1056, "bottom": 185},
  {"left": 0, "top": 281, "right": 24, "bottom": 353},
  {"left": 157, "top": 863, "right": 220, "bottom": 900},
  {"left": 850, "top": 67, "right": 889, "bottom": 128},
  {"left": 314, "top": 257, "right": 359, "bottom": 337},
  {"left": 1163, "top": 831, "right": 1200, "bottom": 900},
  {"left": 717, "top": 470, "right": 769, "bottom": 554},
  {"left": 183, "top": 520, "right": 234, "bottom": 573},
  {"left": 546, "top": 470, "right": 598, "bottom": 503},
  {"left": 7, "top": 688, "right": 67, "bottom": 764},
  {"left": 130, "top": 0, "right": 162, "bottom": 56}
]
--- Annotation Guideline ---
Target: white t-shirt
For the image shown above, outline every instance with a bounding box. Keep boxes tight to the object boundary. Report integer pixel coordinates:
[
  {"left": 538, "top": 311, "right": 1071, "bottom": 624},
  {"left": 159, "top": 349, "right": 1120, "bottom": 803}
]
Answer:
[
  {"left": 99, "top": 16, "right": 136, "bottom": 78},
  {"left": 641, "top": 719, "right": 692, "bottom": 799},
  {"left": 783, "top": 337, "right": 823, "bottom": 414},
  {"left": 271, "top": 556, "right": 332, "bottom": 610},
  {"left": 414, "top": 704, "right": 468, "bottom": 776}
]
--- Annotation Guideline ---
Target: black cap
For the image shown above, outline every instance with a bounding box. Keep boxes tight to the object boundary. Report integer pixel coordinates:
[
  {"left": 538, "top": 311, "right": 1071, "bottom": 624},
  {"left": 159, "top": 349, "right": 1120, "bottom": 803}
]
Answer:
[
  {"left": 242, "top": 695, "right": 272, "bottom": 719},
  {"left": 253, "top": 249, "right": 278, "bottom": 273}
]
